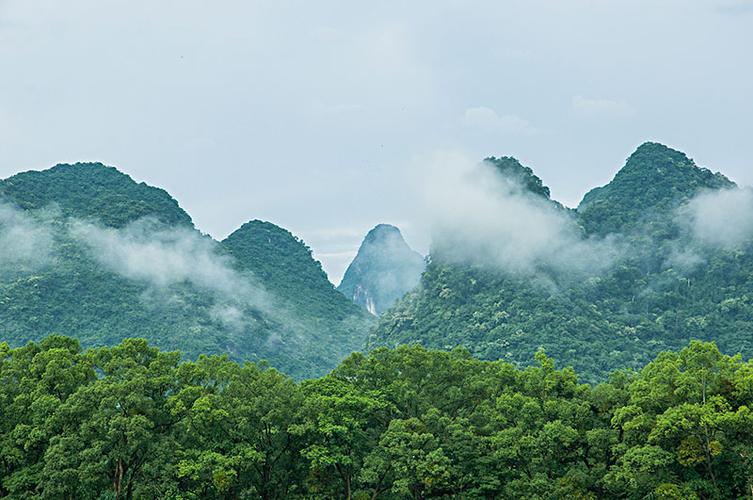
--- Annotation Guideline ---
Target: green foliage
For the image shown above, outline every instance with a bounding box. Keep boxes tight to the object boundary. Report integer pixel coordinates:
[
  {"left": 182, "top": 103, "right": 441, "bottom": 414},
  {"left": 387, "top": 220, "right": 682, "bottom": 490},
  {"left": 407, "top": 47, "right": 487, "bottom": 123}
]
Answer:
[
  {"left": 374, "top": 143, "right": 753, "bottom": 383},
  {"left": 484, "top": 156, "right": 552, "bottom": 200},
  {"left": 578, "top": 142, "right": 734, "bottom": 236},
  {"left": 0, "top": 163, "right": 193, "bottom": 228},
  {"left": 223, "top": 220, "right": 364, "bottom": 321},
  {"left": 0, "top": 163, "right": 373, "bottom": 380},
  {"left": 3, "top": 337, "right": 753, "bottom": 498}
]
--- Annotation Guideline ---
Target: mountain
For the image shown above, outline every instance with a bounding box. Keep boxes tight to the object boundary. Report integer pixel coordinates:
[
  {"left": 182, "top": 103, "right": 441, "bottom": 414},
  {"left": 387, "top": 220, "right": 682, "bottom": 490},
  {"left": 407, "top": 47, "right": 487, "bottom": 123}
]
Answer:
[
  {"left": 578, "top": 142, "right": 734, "bottom": 236},
  {"left": 372, "top": 143, "right": 753, "bottom": 382},
  {"left": 225, "top": 220, "right": 354, "bottom": 316},
  {"left": 0, "top": 163, "right": 373, "bottom": 379},
  {"left": 337, "top": 224, "right": 425, "bottom": 315},
  {"left": 486, "top": 155, "right": 553, "bottom": 200},
  {"left": 223, "top": 220, "right": 370, "bottom": 326},
  {"left": 0, "top": 162, "right": 193, "bottom": 227}
]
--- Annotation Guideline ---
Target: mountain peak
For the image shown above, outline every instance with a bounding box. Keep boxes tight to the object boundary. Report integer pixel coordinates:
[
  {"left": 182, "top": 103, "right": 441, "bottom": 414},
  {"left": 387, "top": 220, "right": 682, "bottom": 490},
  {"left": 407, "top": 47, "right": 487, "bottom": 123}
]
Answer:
[
  {"left": 338, "top": 224, "right": 425, "bottom": 315},
  {"left": 231, "top": 219, "right": 299, "bottom": 239},
  {"left": 484, "top": 156, "right": 552, "bottom": 199},
  {"left": 222, "top": 220, "right": 364, "bottom": 319},
  {"left": 363, "top": 223, "right": 403, "bottom": 244},
  {"left": 223, "top": 219, "right": 320, "bottom": 279},
  {"left": 622, "top": 142, "right": 696, "bottom": 174},
  {"left": 0, "top": 162, "right": 193, "bottom": 228},
  {"left": 577, "top": 143, "right": 734, "bottom": 235},
  {"left": 633, "top": 141, "right": 687, "bottom": 155}
]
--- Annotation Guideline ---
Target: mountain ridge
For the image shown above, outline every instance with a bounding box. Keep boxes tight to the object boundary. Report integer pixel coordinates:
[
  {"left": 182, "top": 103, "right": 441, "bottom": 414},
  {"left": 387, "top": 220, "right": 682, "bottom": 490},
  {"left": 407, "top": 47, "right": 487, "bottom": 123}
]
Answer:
[
  {"left": 3, "top": 143, "right": 752, "bottom": 382},
  {"left": 0, "top": 163, "right": 373, "bottom": 379},
  {"left": 372, "top": 142, "right": 753, "bottom": 382},
  {"left": 577, "top": 142, "right": 735, "bottom": 236},
  {"left": 1, "top": 162, "right": 194, "bottom": 228}
]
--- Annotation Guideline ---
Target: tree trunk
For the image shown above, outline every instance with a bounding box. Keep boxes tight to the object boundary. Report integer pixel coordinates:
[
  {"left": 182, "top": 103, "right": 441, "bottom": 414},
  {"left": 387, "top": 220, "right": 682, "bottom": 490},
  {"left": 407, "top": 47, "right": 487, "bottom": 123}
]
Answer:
[
  {"left": 113, "top": 460, "right": 125, "bottom": 499},
  {"left": 261, "top": 462, "right": 272, "bottom": 500}
]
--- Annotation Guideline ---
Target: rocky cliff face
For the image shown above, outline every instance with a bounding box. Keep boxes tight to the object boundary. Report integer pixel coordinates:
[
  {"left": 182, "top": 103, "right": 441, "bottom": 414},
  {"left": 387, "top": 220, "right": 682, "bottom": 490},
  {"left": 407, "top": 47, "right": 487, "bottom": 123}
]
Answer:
[{"left": 338, "top": 224, "right": 425, "bottom": 315}]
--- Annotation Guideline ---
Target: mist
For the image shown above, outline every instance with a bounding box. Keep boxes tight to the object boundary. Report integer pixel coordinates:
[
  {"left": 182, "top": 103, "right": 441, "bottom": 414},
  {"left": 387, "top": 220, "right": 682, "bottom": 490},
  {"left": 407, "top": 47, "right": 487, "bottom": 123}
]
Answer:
[
  {"left": 679, "top": 187, "right": 753, "bottom": 250},
  {"left": 68, "top": 218, "right": 274, "bottom": 324},
  {"left": 370, "top": 231, "right": 424, "bottom": 299},
  {"left": 0, "top": 202, "right": 55, "bottom": 273},
  {"left": 411, "top": 152, "right": 622, "bottom": 277}
]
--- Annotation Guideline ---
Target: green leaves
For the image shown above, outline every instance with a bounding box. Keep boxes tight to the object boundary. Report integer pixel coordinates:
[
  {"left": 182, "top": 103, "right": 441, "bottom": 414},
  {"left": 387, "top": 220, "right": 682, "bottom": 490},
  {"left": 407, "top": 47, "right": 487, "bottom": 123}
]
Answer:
[
  {"left": 362, "top": 418, "right": 451, "bottom": 498},
  {"left": 4, "top": 337, "right": 753, "bottom": 498},
  {"left": 373, "top": 145, "right": 753, "bottom": 388},
  {"left": 0, "top": 163, "right": 376, "bottom": 383}
]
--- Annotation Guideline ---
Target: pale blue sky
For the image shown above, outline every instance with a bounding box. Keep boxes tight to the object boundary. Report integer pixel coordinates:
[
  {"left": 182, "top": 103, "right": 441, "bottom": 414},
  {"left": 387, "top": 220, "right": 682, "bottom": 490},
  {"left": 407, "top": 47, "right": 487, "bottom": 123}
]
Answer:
[{"left": 1, "top": 0, "right": 751, "bottom": 283}]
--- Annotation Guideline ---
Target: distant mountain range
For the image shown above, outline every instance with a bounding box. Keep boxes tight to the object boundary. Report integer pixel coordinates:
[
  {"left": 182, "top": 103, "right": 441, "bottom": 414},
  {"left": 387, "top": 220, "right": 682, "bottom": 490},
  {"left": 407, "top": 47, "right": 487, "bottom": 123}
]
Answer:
[
  {"left": 372, "top": 143, "right": 753, "bottom": 382},
  {"left": 0, "top": 163, "right": 373, "bottom": 379},
  {"left": 337, "top": 224, "right": 424, "bottom": 315},
  {"left": 3, "top": 142, "right": 753, "bottom": 382}
]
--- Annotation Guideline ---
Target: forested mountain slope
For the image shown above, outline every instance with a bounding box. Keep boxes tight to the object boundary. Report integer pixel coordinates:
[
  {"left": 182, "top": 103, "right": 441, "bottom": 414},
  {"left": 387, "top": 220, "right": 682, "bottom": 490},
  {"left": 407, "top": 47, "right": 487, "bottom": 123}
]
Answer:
[
  {"left": 578, "top": 142, "right": 734, "bottom": 236},
  {"left": 0, "top": 163, "right": 373, "bottom": 379},
  {"left": 224, "top": 220, "right": 363, "bottom": 320},
  {"left": 337, "top": 224, "right": 425, "bottom": 315},
  {"left": 373, "top": 143, "right": 753, "bottom": 382}
]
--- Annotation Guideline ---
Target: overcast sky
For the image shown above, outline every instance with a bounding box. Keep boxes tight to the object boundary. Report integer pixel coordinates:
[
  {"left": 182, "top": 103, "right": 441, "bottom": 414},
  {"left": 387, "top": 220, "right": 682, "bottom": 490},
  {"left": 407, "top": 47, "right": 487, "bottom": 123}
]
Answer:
[{"left": 1, "top": 0, "right": 752, "bottom": 284}]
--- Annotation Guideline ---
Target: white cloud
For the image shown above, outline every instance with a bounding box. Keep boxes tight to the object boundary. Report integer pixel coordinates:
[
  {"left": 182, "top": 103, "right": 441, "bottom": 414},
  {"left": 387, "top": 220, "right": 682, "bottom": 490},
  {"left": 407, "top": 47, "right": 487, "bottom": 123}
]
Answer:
[
  {"left": 68, "top": 218, "right": 274, "bottom": 326},
  {"left": 571, "top": 96, "right": 634, "bottom": 117},
  {"left": 679, "top": 187, "right": 753, "bottom": 249},
  {"left": 461, "top": 106, "right": 537, "bottom": 135},
  {"left": 0, "top": 202, "right": 55, "bottom": 273},
  {"left": 411, "top": 151, "right": 621, "bottom": 278}
]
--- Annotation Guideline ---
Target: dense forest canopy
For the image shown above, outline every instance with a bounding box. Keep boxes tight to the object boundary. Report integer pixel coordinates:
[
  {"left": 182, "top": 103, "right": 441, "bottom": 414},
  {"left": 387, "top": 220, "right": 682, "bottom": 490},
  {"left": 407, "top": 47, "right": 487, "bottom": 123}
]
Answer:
[
  {"left": 374, "top": 143, "right": 753, "bottom": 382},
  {"left": 0, "top": 163, "right": 194, "bottom": 228},
  {"left": 0, "top": 163, "right": 373, "bottom": 380},
  {"left": 2, "top": 336, "right": 753, "bottom": 499},
  {"left": 3, "top": 144, "right": 753, "bottom": 384}
]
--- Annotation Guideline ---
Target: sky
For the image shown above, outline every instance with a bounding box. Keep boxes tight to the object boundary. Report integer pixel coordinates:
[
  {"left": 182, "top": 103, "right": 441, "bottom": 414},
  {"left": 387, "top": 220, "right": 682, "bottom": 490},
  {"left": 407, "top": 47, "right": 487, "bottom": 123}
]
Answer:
[{"left": 1, "top": 0, "right": 752, "bottom": 284}]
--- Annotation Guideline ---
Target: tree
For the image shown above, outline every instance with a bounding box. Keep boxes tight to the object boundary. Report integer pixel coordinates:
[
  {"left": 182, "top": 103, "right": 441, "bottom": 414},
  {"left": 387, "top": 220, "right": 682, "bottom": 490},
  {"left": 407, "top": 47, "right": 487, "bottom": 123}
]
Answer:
[{"left": 293, "top": 377, "right": 391, "bottom": 499}]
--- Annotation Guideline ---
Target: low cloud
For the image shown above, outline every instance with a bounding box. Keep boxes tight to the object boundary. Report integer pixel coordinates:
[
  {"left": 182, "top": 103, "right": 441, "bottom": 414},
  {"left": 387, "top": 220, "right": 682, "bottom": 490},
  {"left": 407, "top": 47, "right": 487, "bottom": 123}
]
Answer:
[
  {"left": 572, "top": 96, "right": 633, "bottom": 117},
  {"left": 678, "top": 187, "right": 753, "bottom": 249},
  {"left": 0, "top": 202, "right": 55, "bottom": 273},
  {"left": 68, "top": 218, "right": 273, "bottom": 326},
  {"left": 461, "top": 106, "right": 537, "bottom": 135},
  {"left": 413, "top": 152, "right": 621, "bottom": 278}
]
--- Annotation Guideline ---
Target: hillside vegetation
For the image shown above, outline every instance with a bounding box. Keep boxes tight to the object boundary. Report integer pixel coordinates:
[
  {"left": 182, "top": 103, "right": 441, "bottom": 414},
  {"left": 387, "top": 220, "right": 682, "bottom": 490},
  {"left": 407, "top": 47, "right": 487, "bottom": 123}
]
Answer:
[
  {"left": 0, "top": 163, "right": 373, "bottom": 379},
  {"left": 374, "top": 143, "right": 753, "bottom": 382}
]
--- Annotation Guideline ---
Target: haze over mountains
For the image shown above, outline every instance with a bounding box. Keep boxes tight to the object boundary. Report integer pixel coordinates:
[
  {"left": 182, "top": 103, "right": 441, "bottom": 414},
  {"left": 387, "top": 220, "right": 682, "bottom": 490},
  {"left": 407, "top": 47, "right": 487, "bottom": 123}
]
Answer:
[
  {"left": 3, "top": 1, "right": 752, "bottom": 495},
  {"left": 2, "top": 142, "right": 753, "bottom": 382},
  {"left": 0, "top": 163, "right": 373, "bottom": 379},
  {"left": 376, "top": 142, "right": 753, "bottom": 381},
  {"left": 337, "top": 224, "right": 424, "bottom": 315}
]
